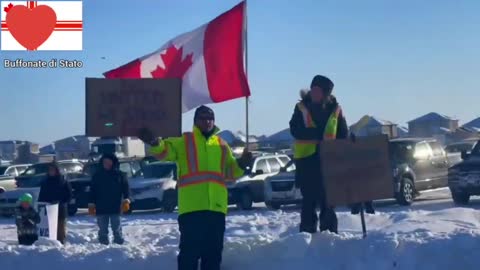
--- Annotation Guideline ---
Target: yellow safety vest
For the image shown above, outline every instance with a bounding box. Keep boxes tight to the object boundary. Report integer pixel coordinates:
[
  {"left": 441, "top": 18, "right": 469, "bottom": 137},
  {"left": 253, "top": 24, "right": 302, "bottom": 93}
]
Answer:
[
  {"left": 150, "top": 126, "right": 244, "bottom": 215},
  {"left": 293, "top": 102, "right": 342, "bottom": 159}
]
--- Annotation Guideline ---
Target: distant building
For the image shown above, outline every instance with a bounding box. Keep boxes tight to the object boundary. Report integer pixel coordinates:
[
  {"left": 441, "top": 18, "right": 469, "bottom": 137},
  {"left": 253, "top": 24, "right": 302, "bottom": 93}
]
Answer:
[
  {"left": 397, "top": 126, "right": 409, "bottom": 138},
  {"left": 463, "top": 117, "right": 480, "bottom": 132},
  {"left": 51, "top": 135, "right": 97, "bottom": 160},
  {"left": 42, "top": 135, "right": 146, "bottom": 161},
  {"left": 217, "top": 130, "right": 259, "bottom": 149},
  {"left": 260, "top": 128, "right": 294, "bottom": 149},
  {"left": 408, "top": 112, "right": 459, "bottom": 138},
  {"left": 350, "top": 115, "right": 398, "bottom": 138},
  {"left": 0, "top": 140, "right": 39, "bottom": 163},
  {"left": 444, "top": 127, "right": 480, "bottom": 145}
]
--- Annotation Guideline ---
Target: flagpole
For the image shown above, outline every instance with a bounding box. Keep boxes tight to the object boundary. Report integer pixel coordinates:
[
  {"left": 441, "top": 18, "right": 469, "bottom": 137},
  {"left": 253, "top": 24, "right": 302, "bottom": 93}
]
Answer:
[{"left": 244, "top": 0, "right": 250, "bottom": 150}]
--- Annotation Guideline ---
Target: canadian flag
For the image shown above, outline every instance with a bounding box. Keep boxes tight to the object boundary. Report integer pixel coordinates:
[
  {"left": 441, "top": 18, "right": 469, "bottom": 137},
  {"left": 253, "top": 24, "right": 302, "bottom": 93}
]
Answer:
[{"left": 104, "top": 1, "right": 250, "bottom": 113}]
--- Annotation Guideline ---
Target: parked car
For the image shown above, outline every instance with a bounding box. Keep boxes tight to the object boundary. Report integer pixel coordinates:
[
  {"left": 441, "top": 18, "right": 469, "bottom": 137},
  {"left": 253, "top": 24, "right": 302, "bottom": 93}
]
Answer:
[
  {"left": 228, "top": 153, "right": 291, "bottom": 210},
  {"left": 0, "top": 164, "right": 31, "bottom": 177},
  {"left": 264, "top": 159, "right": 298, "bottom": 210},
  {"left": 15, "top": 161, "right": 84, "bottom": 188},
  {"left": 128, "top": 161, "right": 177, "bottom": 213},
  {"left": 69, "top": 158, "right": 143, "bottom": 216},
  {"left": 390, "top": 138, "right": 450, "bottom": 205},
  {"left": 0, "top": 161, "right": 84, "bottom": 216},
  {"left": 448, "top": 140, "right": 480, "bottom": 205},
  {"left": 0, "top": 164, "right": 31, "bottom": 191},
  {"left": 444, "top": 140, "right": 477, "bottom": 166}
]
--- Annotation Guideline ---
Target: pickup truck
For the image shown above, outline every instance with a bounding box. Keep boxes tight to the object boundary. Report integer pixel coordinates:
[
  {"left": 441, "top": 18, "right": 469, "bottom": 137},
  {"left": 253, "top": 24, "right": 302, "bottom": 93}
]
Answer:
[{"left": 390, "top": 138, "right": 450, "bottom": 205}]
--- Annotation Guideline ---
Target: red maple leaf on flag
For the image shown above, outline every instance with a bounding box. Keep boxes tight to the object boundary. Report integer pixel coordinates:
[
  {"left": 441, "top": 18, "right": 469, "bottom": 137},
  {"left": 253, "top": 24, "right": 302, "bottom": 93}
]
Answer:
[{"left": 151, "top": 45, "right": 193, "bottom": 78}]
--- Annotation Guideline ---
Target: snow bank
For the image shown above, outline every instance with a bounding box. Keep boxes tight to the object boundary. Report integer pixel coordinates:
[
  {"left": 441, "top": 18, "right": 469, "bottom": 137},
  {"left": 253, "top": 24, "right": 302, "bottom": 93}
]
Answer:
[{"left": 1, "top": 207, "right": 480, "bottom": 270}]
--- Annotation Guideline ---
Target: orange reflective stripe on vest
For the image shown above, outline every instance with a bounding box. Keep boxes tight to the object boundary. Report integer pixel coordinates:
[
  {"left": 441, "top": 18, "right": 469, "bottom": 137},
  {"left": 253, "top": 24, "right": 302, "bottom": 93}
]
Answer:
[
  {"left": 184, "top": 133, "right": 199, "bottom": 173},
  {"left": 297, "top": 102, "right": 315, "bottom": 128},
  {"left": 178, "top": 172, "right": 225, "bottom": 188},
  {"left": 180, "top": 133, "right": 229, "bottom": 187}
]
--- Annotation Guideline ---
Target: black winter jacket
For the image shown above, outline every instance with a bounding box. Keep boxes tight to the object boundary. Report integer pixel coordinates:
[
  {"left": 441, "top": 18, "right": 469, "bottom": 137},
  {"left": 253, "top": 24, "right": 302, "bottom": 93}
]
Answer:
[
  {"left": 89, "top": 154, "right": 130, "bottom": 215},
  {"left": 38, "top": 175, "right": 72, "bottom": 219},
  {"left": 289, "top": 91, "right": 349, "bottom": 187},
  {"left": 15, "top": 206, "right": 40, "bottom": 236}
]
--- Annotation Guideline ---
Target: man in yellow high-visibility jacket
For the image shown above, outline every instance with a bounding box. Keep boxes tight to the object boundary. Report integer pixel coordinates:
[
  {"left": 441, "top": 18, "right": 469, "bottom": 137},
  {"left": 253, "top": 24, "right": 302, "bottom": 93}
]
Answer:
[
  {"left": 289, "top": 75, "right": 349, "bottom": 234},
  {"left": 138, "top": 105, "right": 252, "bottom": 270}
]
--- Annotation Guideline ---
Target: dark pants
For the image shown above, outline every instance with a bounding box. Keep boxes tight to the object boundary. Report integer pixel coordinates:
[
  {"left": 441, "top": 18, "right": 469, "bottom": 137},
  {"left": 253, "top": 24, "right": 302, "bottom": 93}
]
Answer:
[
  {"left": 18, "top": 234, "right": 38, "bottom": 246},
  {"left": 97, "top": 215, "right": 123, "bottom": 244},
  {"left": 57, "top": 217, "right": 67, "bottom": 244},
  {"left": 300, "top": 185, "right": 338, "bottom": 234},
  {"left": 178, "top": 211, "right": 226, "bottom": 270}
]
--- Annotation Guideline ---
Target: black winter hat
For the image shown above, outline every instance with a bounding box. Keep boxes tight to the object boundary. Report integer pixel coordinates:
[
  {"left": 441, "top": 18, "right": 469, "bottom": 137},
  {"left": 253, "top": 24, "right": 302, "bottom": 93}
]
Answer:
[
  {"left": 99, "top": 153, "right": 120, "bottom": 170},
  {"left": 310, "top": 75, "right": 334, "bottom": 95},
  {"left": 194, "top": 105, "right": 215, "bottom": 120}
]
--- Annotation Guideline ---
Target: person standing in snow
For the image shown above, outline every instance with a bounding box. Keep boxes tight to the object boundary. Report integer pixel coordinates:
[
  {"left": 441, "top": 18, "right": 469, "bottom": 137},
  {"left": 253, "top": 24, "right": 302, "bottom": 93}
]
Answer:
[
  {"left": 38, "top": 162, "right": 73, "bottom": 244},
  {"left": 88, "top": 153, "right": 131, "bottom": 245},
  {"left": 15, "top": 193, "right": 41, "bottom": 246},
  {"left": 289, "top": 75, "right": 349, "bottom": 234},
  {"left": 138, "top": 105, "right": 253, "bottom": 270}
]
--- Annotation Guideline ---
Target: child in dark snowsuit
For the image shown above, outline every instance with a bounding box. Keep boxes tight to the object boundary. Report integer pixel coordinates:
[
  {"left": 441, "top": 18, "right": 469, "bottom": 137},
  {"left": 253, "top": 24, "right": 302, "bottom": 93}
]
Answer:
[{"left": 15, "top": 193, "right": 41, "bottom": 246}]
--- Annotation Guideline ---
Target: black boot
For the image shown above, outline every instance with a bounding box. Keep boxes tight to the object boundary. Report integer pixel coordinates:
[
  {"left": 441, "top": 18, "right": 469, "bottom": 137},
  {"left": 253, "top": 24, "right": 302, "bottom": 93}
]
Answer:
[
  {"left": 365, "top": 201, "right": 375, "bottom": 214},
  {"left": 350, "top": 203, "right": 361, "bottom": 215}
]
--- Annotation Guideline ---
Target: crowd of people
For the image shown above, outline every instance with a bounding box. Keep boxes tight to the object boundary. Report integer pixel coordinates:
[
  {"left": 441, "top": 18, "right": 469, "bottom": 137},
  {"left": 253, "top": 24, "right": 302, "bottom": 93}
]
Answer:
[{"left": 12, "top": 74, "right": 374, "bottom": 270}]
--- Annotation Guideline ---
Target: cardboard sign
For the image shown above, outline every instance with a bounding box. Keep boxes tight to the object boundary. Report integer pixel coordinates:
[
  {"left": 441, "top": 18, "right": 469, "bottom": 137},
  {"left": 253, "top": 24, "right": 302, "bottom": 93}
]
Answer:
[
  {"left": 319, "top": 135, "right": 394, "bottom": 207},
  {"left": 37, "top": 203, "right": 59, "bottom": 240},
  {"left": 85, "top": 78, "right": 182, "bottom": 137}
]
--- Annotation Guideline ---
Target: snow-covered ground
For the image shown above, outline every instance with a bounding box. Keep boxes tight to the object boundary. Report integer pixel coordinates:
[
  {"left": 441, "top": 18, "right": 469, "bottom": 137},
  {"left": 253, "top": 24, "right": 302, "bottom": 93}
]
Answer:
[{"left": 1, "top": 188, "right": 480, "bottom": 270}]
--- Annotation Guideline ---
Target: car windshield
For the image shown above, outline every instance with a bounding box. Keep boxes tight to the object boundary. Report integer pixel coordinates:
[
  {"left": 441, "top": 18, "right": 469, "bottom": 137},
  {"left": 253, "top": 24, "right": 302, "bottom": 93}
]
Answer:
[
  {"left": 0, "top": 166, "right": 7, "bottom": 175},
  {"left": 59, "top": 163, "right": 83, "bottom": 174},
  {"left": 390, "top": 142, "right": 415, "bottom": 162},
  {"left": 142, "top": 163, "right": 176, "bottom": 179},
  {"left": 282, "top": 160, "right": 296, "bottom": 171},
  {"left": 470, "top": 142, "right": 480, "bottom": 157},
  {"left": 23, "top": 164, "right": 49, "bottom": 175},
  {"left": 445, "top": 143, "right": 475, "bottom": 153}
]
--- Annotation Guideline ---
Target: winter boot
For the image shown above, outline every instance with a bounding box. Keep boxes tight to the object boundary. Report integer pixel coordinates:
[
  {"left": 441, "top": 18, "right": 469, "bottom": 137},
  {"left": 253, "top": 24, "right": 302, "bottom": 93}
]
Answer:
[
  {"left": 99, "top": 237, "right": 109, "bottom": 245},
  {"left": 365, "top": 202, "right": 375, "bottom": 214},
  {"left": 113, "top": 237, "right": 125, "bottom": 245},
  {"left": 350, "top": 203, "right": 361, "bottom": 215}
]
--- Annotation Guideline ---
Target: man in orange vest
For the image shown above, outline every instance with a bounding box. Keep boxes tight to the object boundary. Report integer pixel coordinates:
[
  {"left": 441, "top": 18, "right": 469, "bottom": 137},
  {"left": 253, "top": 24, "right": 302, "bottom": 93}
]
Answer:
[
  {"left": 138, "top": 105, "right": 252, "bottom": 270},
  {"left": 289, "top": 75, "right": 349, "bottom": 234}
]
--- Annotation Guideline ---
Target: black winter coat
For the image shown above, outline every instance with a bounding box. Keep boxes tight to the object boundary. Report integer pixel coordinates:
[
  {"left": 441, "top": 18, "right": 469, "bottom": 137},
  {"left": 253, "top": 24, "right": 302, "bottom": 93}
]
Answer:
[
  {"left": 289, "top": 92, "right": 349, "bottom": 188},
  {"left": 89, "top": 155, "right": 130, "bottom": 215},
  {"left": 38, "top": 175, "right": 72, "bottom": 219},
  {"left": 15, "top": 206, "right": 41, "bottom": 237}
]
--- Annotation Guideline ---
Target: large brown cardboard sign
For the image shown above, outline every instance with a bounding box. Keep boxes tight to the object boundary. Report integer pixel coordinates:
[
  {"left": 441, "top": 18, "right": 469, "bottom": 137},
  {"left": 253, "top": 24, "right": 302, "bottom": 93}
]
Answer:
[
  {"left": 319, "top": 135, "right": 394, "bottom": 207},
  {"left": 85, "top": 78, "right": 182, "bottom": 137}
]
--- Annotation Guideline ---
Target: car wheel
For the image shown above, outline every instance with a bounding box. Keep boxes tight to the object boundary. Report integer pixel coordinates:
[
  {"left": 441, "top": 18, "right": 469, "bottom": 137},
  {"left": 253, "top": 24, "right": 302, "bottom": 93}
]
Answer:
[
  {"left": 451, "top": 190, "right": 470, "bottom": 205},
  {"left": 67, "top": 205, "right": 78, "bottom": 217},
  {"left": 266, "top": 202, "right": 281, "bottom": 210},
  {"left": 162, "top": 189, "right": 177, "bottom": 213},
  {"left": 237, "top": 190, "right": 253, "bottom": 210},
  {"left": 396, "top": 178, "right": 415, "bottom": 206}
]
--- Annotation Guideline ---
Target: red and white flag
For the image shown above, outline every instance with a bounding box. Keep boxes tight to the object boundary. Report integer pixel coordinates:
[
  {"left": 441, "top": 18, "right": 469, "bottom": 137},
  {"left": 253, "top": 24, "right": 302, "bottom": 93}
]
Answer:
[{"left": 103, "top": 1, "right": 250, "bottom": 112}]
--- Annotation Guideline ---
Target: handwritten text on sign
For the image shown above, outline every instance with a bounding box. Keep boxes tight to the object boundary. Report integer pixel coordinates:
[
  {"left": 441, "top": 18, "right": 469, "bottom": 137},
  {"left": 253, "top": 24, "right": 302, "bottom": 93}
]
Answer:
[{"left": 85, "top": 78, "right": 182, "bottom": 137}]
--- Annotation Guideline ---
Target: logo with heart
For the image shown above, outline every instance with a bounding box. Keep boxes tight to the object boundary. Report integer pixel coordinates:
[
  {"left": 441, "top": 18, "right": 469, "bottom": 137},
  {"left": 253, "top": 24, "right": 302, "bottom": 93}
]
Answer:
[{"left": 5, "top": 3, "right": 56, "bottom": 50}]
